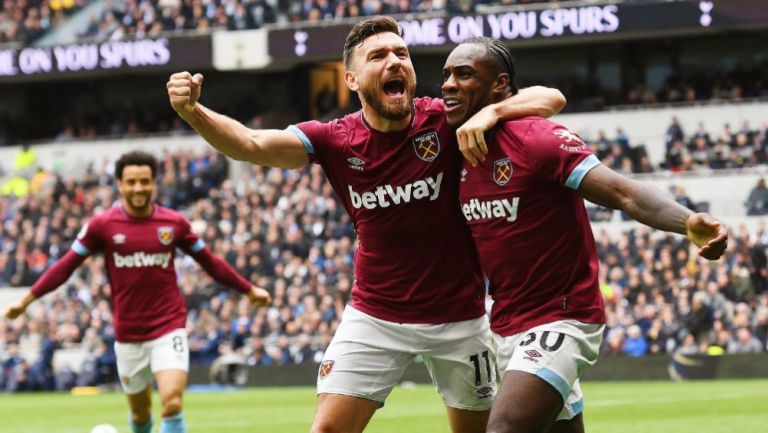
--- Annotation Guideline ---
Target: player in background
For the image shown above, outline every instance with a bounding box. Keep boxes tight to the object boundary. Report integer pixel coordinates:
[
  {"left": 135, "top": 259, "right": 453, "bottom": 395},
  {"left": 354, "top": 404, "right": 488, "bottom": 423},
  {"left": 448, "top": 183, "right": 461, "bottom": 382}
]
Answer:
[
  {"left": 4, "top": 151, "right": 271, "bottom": 433},
  {"left": 443, "top": 37, "right": 729, "bottom": 433},
  {"left": 167, "top": 16, "right": 564, "bottom": 433}
]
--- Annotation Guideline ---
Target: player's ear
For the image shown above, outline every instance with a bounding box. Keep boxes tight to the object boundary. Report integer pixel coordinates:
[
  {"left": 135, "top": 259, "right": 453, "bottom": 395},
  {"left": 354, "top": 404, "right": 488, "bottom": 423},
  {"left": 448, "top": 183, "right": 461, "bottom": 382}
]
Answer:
[
  {"left": 344, "top": 70, "right": 359, "bottom": 92},
  {"left": 492, "top": 73, "right": 510, "bottom": 96}
]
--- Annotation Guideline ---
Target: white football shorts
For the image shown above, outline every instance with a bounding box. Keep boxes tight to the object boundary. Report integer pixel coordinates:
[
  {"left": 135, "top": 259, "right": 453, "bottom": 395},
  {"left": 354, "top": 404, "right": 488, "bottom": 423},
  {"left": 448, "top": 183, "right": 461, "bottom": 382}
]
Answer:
[
  {"left": 495, "top": 320, "right": 604, "bottom": 420},
  {"left": 318, "top": 305, "right": 496, "bottom": 410},
  {"left": 115, "top": 328, "right": 189, "bottom": 395}
]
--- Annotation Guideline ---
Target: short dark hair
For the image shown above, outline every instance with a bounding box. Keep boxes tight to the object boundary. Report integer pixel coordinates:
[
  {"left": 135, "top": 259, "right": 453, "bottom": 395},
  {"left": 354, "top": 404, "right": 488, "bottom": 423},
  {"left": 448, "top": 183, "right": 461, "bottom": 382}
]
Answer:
[
  {"left": 115, "top": 151, "right": 158, "bottom": 180},
  {"left": 343, "top": 16, "right": 401, "bottom": 69},
  {"left": 462, "top": 37, "right": 519, "bottom": 94}
]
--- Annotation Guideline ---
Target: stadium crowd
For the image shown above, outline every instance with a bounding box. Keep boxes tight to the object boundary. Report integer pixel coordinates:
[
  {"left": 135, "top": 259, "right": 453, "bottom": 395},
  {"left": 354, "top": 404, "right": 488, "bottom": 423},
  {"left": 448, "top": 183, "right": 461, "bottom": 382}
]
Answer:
[
  {"left": 664, "top": 117, "right": 768, "bottom": 172},
  {"left": 1, "top": 146, "right": 767, "bottom": 392},
  {"left": 0, "top": 0, "right": 90, "bottom": 45},
  {"left": 1, "top": 0, "right": 603, "bottom": 45}
]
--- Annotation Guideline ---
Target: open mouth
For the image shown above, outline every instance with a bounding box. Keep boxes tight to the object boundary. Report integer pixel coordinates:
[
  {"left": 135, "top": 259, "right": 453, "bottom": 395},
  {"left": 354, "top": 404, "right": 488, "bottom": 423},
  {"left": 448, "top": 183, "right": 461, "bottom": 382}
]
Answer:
[
  {"left": 443, "top": 97, "right": 462, "bottom": 111},
  {"left": 383, "top": 77, "right": 406, "bottom": 98}
]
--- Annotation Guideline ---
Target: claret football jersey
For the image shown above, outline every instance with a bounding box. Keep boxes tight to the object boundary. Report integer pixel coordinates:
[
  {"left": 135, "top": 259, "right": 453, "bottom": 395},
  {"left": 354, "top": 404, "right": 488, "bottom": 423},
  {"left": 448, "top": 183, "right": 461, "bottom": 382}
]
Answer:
[
  {"left": 459, "top": 116, "right": 606, "bottom": 336},
  {"left": 289, "top": 97, "right": 486, "bottom": 324},
  {"left": 73, "top": 204, "right": 204, "bottom": 342}
]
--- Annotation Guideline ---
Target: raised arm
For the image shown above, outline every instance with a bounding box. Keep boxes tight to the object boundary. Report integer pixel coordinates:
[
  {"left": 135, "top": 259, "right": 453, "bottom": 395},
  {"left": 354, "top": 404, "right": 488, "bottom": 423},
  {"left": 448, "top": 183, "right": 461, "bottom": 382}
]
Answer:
[
  {"left": 578, "top": 164, "right": 728, "bottom": 260},
  {"left": 4, "top": 250, "right": 87, "bottom": 319},
  {"left": 167, "top": 72, "right": 309, "bottom": 169},
  {"left": 458, "top": 86, "right": 566, "bottom": 166}
]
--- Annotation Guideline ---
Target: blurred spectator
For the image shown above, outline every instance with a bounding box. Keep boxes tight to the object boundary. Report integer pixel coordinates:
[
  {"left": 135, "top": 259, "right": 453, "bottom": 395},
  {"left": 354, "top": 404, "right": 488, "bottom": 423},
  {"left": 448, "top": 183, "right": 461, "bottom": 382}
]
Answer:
[
  {"left": 671, "top": 185, "right": 696, "bottom": 211},
  {"left": 727, "top": 327, "right": 763, "bottom": 354},
  {"left": 746, "top": 178, "right": 768, "bottom": 216},
  {"left": 665, "top": 117, "right": 685, "bottom": 149},
  {"left": 622, "top": 325, "right": 648, "bottom": 357}
]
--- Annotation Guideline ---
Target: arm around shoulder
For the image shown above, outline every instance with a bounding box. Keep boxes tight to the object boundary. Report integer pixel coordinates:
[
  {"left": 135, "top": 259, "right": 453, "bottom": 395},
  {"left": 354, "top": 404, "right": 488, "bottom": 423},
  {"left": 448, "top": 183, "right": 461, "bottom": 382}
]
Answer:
[{"left": 494, "top": 86, "right": 566, "bottom": 119}]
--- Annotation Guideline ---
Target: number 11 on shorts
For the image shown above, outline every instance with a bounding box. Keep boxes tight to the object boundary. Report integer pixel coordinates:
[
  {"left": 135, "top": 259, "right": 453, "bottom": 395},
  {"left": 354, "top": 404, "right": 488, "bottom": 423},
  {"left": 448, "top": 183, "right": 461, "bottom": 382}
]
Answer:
[{"left": 469, "top": 350, "right": 492, "bottom": 386}]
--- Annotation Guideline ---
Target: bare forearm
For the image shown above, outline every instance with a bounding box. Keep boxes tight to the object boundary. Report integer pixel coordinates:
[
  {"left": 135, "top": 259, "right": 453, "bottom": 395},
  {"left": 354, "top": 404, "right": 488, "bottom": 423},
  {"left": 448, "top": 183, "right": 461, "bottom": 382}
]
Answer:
[
  {"left": 492, "top": 86, "right": 566, "bottom": 119},
  {"left": 17, "top": 292, "right": 37, "bottom": 310},
  {"left": 580, "top": 166, "right": 692, "bottom": 235},
  {"left": 617, "top": 182, "right": 692, "bottom": 235},
  {"left": 183, "top": 103, "right": 257, "bottom": 162}
]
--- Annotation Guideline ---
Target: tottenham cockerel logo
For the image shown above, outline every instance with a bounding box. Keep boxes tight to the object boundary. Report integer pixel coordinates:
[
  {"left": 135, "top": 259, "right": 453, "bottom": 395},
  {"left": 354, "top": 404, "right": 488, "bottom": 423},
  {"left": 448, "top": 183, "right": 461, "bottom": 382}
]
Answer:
[
  {"left": 157, "top": 227, "right": 174, "bottom": 246},
  {"left": 493, "top": 158, "right": 512, "bottom": 186},
  {"left": 412, "top": 132, "right": 440, "bottom": 162}
]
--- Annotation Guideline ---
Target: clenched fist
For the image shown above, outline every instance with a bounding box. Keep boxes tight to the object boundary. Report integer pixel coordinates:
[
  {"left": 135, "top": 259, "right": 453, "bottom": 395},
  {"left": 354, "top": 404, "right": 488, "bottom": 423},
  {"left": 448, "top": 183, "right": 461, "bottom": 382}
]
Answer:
[
  {"left": 247, "top": 286, "right": 272, "bottom": 308},
  {"left": 167, "top": 71, "right": 204, "bottom": 121}
]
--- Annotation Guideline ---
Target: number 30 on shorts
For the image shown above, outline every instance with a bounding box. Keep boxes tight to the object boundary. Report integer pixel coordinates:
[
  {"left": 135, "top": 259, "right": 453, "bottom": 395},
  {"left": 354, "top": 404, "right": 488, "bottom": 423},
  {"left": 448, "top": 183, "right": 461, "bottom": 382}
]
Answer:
[
  {"left": 518, "top": 331, "right": 565, "bottom": 351},
  {"left": 469, "top": 350, "right": 492, "bottom": 386}
]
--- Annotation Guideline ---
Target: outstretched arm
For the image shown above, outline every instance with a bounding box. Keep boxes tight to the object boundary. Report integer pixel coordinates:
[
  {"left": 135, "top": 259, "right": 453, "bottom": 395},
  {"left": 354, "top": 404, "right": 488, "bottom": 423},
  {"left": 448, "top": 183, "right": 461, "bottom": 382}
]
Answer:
[
  {"left": 578, "top": 165, "right": 728, "bottom": 260},
  {"left": 167, "top": 71, "right": 309, "bottom": 169},
  {"left": 458, "top": 86, "right": 566, "bottom": 166},
  {"left": 4, "top": 250, "right": 87, "bottom": 319},
  {"left": 191, "top": 247, "right": 271, "bottom": 307}
]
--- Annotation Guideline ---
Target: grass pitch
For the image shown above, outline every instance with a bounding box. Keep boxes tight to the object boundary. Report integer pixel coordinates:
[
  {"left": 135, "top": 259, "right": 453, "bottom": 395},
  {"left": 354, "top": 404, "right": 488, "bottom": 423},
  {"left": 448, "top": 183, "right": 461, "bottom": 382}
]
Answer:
[{"left": 1, "top": 379, "right": 766, "bottom": 433}]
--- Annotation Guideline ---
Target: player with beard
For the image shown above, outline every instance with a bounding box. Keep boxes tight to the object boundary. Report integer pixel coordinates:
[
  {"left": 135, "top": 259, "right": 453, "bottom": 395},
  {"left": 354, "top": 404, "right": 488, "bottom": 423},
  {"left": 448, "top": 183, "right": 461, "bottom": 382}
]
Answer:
[
  {"left": 4, "top": 151, "right": 271, "bottom": 433},
  {"left": 167, "top": 17, "right": 564, "bottom": 433},
  {"left": 443, "top": 37, "right": 729, "bottom": 433}
]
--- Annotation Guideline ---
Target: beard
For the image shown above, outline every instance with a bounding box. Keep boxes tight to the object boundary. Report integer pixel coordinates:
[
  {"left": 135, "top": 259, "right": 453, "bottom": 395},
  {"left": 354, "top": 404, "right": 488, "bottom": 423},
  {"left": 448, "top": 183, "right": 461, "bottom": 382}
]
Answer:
[
  {"left": 127, "top": 194, "right": 151, "bottom": 211},
  {"left": 358, "top": 77, "right": 417, "bottom": 121}
]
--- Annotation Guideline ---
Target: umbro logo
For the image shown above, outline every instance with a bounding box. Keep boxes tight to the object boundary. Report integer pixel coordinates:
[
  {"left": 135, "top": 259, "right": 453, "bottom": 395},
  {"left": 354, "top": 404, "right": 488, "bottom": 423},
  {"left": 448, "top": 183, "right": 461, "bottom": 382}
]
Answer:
[
  {"left": 347, "top": 157, "right": 366, "bottom": 171},
  {"left": 523, "top": 349, "right": 542, "bottom": 363},
  {"left": 525, "top": 350, "right": 542, "bottom": 358},
  {"left": 113, "top": 234, "right": 126, "bottom": 244},
  {"left": 477, "top": 386, "right": 494, "bottom": 399}
]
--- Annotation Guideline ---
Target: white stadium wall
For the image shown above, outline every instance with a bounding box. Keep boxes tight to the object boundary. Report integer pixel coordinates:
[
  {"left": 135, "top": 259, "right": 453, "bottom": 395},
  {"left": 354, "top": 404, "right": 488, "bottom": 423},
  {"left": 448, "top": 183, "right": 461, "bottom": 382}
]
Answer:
[
  {"left": 554, "top": 100, "right": 768, "bottom": 166},
  {"left": 0, "top": 134, "right": 211, "bottom": 179}
]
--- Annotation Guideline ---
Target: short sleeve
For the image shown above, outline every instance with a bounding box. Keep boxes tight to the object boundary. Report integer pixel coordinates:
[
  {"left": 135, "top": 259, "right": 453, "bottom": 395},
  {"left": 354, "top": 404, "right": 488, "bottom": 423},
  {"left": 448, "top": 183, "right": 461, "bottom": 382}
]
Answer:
[
  {"left": 524, "top": 119, "right": 600, "bottom": 190},
  {"left": 414, "top": 96, "right": 446, "bottom": 113},
  {"left": 286, "top": 120, "right": 333, "bottom": 164},
  {"left": 177, "top": 214, "right": 204, "bottom": 255},
  {"left": 72, "top": 217, "right": 103, "bottom": 256}
]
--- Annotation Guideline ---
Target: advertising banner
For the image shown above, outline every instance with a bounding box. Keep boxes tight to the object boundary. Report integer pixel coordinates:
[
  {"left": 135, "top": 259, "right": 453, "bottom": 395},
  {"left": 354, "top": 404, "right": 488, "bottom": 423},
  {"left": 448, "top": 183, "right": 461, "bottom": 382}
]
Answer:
[
  {"left": 0, "top": 36, "right": 211, "bottom": 79},
  {"left": 267, "top": 0, "right": 767, "bottom": 61}
]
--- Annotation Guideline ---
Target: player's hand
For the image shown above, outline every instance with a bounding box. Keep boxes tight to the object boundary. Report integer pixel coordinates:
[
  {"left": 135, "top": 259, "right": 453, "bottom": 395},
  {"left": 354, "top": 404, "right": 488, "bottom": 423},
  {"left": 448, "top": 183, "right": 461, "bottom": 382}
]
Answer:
[
  {"left": 167, "top": 71, "right": 204, "bottom": 121},
  {"left": 457, "top": 104, "right": 496, "bottom": 167},
  {"left": 686, "top": 213, "right": 728, "bottom": 260},
  {"left": 4, "top": 300, "right": 28, "bottom": 320},
  {"left": 247, "top": 286, "right": 271, "bottom": 308}
]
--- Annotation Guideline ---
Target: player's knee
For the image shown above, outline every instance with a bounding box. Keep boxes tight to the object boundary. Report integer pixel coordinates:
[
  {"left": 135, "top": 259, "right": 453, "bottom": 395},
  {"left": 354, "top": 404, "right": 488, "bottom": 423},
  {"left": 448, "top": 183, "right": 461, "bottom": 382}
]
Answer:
[
  {"left": 310, "top": 419, "right": 350, "bottom": 433},
  {"left": 309, "top": 421, "right": 334, "bottom": 433},
  {"left": 161, "top": 395, "right": 183, "bottom": 416},
  {"left": 487, "top": 413, "right": 540, "bottom": 433}
]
